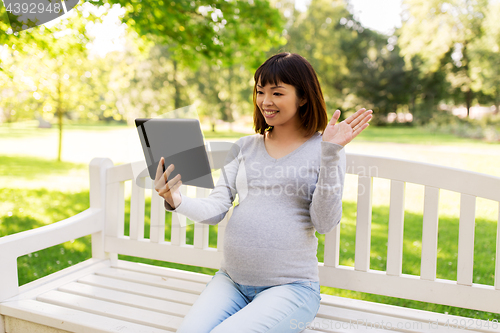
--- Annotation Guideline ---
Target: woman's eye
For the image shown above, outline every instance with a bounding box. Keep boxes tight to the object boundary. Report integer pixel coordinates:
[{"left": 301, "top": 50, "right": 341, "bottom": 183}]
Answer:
[{"left": 256, "top": 91, "right": 282, "bottom": 96}]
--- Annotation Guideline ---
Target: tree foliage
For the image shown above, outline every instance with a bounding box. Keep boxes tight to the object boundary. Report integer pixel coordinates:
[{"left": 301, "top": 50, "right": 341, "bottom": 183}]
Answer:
[
  {"left": 399, "top": 0, "right": 489, "bottom": 116},
  {"left": 470, "top": 1, "right": 500, "bottom": 112},
  {"left": 105, "top": 0, "right": 285, "bottom": 69}
]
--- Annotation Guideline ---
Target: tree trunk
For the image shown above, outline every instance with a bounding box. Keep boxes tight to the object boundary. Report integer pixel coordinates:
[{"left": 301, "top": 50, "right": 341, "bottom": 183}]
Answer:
[
  {"left": 410, "top": 95, "right": 416, "bottom": 118},
  {"left": 465, "top": 88, "right": 472, "bottom": 118},
  {"left": 495, "top": 91, "right": 499, "bottom": 115},
  {"left": 57, "top": 67, "right": 63, "bottom": 162},
  {"left": 462, "top": 42, "right": 473, "bottom": 118}
]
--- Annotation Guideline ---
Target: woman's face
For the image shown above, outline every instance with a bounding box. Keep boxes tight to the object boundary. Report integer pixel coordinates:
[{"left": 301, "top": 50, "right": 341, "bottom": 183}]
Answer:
[{"left": 256, "top": 79, "right": 306, "bottom": 130}]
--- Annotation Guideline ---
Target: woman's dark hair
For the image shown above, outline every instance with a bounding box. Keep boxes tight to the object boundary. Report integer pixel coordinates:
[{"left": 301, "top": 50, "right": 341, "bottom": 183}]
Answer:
[{"left": 253, "top": 52, "right": 328, "bottom": 137}]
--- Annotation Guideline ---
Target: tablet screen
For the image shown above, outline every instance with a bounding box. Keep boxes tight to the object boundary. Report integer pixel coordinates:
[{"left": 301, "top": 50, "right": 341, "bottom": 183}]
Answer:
[{"left": 135, "top": 118, "right": 214, "bottom": 189}]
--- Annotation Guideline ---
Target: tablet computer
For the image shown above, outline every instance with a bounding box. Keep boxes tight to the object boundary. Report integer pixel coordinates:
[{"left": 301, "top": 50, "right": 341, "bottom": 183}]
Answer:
[{"left": 135, "top": 118, "right": 214, "bottom": 189}]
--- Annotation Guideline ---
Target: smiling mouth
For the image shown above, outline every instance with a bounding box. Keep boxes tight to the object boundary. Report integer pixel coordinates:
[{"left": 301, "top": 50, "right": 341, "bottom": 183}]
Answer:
[{"left": 263, "top": 110, "right": 279, "bottom": 116}]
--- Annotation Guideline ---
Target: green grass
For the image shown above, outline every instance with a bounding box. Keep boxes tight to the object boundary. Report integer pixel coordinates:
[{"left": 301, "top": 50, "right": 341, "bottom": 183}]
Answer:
[
  {"left": 0, "top": 119, "right": 247, "bottom": 140},
  {"left": 1, "top": 123, "right": 499, "bottom": 321},
  {"left": 0, "top": 188, "right": 92, "bottom": 285},
  {"left": 355, "top": 125, "right": 500, "bottom": 146},
  {"left": 0, "top": 155, "right": 86, "bottom": 180},
  {"left": 4, "top": 119, "right": 499, "bottom": 146}
]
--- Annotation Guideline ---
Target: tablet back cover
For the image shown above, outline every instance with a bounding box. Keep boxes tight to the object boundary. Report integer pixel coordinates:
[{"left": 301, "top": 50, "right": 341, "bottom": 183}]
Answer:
[{"left": 135, "top": 118, "right": 214, "bottom": 189}]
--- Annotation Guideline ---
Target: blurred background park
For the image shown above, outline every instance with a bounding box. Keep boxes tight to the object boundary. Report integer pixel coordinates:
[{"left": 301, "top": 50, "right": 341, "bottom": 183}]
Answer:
[{"left": 1, "top": 0, "right": 500, "bottom": 321}]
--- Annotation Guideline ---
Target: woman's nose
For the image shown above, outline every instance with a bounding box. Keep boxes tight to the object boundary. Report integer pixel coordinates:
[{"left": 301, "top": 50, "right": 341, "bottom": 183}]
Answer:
[{"left": 262, "top": 94, "right": 273, "bottom": 105}]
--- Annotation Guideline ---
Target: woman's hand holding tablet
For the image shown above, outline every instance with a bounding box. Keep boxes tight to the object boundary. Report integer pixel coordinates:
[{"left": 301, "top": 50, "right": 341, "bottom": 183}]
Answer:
[{"left": 155, "top": 157, "right": 183, "bottom": 209}]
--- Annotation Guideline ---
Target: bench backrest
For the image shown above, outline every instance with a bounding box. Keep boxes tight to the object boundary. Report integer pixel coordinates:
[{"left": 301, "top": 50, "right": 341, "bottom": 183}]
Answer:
[{"left": 95, "top": 147, "right": 500, "bottom": 314}]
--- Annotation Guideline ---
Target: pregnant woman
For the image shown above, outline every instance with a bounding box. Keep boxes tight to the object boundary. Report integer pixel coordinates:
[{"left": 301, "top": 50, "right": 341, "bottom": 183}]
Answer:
[{"left": 155, "top": 52, "right": 372, "bottom": 333}]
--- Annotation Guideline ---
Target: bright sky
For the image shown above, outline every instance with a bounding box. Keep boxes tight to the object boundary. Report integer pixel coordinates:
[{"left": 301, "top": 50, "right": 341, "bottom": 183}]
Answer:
[{"left": 296, "top": 0, "right": 403, "bottom": 35}]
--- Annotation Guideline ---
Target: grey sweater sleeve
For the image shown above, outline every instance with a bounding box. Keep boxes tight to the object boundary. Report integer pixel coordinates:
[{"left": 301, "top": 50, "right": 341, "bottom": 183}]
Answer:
[
  {"left": 163, "top": 140, "right": 241, "bottom": 225},
  {"left": 309, "top": 141, "right": 346, "bottom": 234}
]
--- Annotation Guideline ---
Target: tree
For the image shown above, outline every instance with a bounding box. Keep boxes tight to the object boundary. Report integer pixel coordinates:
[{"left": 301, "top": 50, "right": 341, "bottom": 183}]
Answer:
[
  {"left": 286, "top": 0, "right": 365, "bottom": 113},
  {"left": 0, "top": 3, "right": 102, "bottom": 161},
  {"left": 106, "top": 0, "right": 284, "bottom": 69},
  {"left": 104, "top": 0, "right": 285, "bottom": 123},
  {"left": 470, "top": 1, "right": 500, "bottom": 114},
  {"left": 284, "top": 0, "right": 410, "bottom": 123},
  {"left": 399, "top": 0, "right": 488, "bottom": 117}
]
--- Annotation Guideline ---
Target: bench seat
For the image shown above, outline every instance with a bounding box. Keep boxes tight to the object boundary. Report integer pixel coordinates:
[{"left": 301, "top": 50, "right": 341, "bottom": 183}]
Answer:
[{"left": 2, "top": 259, "right": 499, "bottom": 333}]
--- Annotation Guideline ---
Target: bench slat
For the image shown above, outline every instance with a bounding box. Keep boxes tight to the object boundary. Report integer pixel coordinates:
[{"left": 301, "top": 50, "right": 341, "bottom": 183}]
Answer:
[
  {"left": 95, "top": 267, "right": 206, "bottom": 294},
  {"left": 346, "top": 154, "right": 500, "bottom": 201},
  {"left": 78, "top": 274, "right": 199, "bottom": 305},
  {"left": 130, "top": 177, "right": 145, "bottom": 241},
  {"left": 310, "top": 315, "right": 390, "bottom": 332},
  {"left": 319, "top": 265, "right": 500, "bottom": 315},
  {"left": 457, "top": 194, "right": 476, "bottom": 286},
  {"left": 301, "top": 329, "right": 330, "bottom": 333},
  {"left": 323, "top": 224, "right": 340, "bottom": 268},
  {"left": 355, "top": 176, "right": 373, "bottom": 272},
  {"left": 37, "top": 290, "right": 183, "bottom": 331},
  {"left": 387, "top": 180, "right": 405, "bottom": 276},
  {"left": 497, "top": 202, "right": 500, "bottom": 290},
  {"left": 309, "top": 319, "right": 388, "bottom": 332},
  {"left": 106, "top": 162, "right": 134, "bottom": 184},
  {"left": 104, "top": 236, "right": 222, "bottom": 269},
  {"left": 11, "top": 259, "right": 109, "bottom": 302},
  {"left": 194, "top": 187, "right": 210, "bottom": 249},
  {"left": 106, "top": 181, "right": 125, "bottom": 239},
  {"left": 59, "top": 282, "right": 191, "bottom": 317},
  {"left": 150, "top": 190, "right": 166, "bottom": 243},
  {"left": 316, "top": 301, "right": 487, "bottom": 333},
  {"left": 318, "top": 293, "right": 500, "bottom": 333},
  {"left": 317, "top": 302, "right": 437, "bottom": 332},
  {"left": 112, "top": 260, "right": 212, "bottom": 284},
  {"left": 1, "top": 299, "right": 168, "bottom": 333},
  {"left": 420, "top": 186, "right": 440, "bottom": 281},
  {"left": 171, "top": 186, "right": 187, "bottom": 246}
]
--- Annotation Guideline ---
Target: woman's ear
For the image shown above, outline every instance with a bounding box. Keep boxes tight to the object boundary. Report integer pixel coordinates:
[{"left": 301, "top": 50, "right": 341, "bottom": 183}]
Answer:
[{"left": 299, "top": 98, "right": 307, "bottom": 107}]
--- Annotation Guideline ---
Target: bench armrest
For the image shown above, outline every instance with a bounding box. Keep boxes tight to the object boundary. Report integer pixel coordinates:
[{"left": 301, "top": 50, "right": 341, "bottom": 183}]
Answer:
[{"left": 0, "top": 208, "right": 104, "bottom": 301}]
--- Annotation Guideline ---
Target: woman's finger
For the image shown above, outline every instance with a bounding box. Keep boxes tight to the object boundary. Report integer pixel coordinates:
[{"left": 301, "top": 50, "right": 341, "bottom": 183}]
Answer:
[
  {"left": 345, "top": 108, "right": 366, "bottom": 125},
  {"left": 156, "top": 163, "right": 173, "bottom": 186},
  {"left": 351, "top": 110, "right": 373, "bottom": 129},
  {"left": 352, "top": 122, "right": 370, "bottom": 138},
  {"left": 155, "top": 157, "right": 165, "bottom": 182},
  {"left": 155, "top": 164, "right": 175, "bottom": 191},
  {"left": 164, "top": 163, "right": 175, "bottom": 182},
  {"left": 158, "top": 174, "right": 181, "bottom": 196},
  {"left": 158, "top": 179, "right": 182, "bottom": 199},
  {"left": 328, "top": 110, "right": 341, "bottom": 125}
]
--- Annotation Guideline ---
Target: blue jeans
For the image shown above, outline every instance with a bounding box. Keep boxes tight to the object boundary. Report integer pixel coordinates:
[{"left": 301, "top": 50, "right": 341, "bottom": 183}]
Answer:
[{"left": 176, "top": 270, "right": 321, "bottom": 333}]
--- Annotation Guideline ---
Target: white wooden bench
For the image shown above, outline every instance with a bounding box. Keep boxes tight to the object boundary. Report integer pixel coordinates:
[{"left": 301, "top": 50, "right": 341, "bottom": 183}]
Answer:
[{"left": 1, "top": 147, "right": 500, "bottom": 333}]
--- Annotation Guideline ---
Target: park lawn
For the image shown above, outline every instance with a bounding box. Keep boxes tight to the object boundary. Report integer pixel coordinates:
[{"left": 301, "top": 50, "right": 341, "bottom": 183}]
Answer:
[
  {"left": 1, "top": 125, "right": 499, "bottom": 320},
  {"left": 2, "top": 119, "right": 499, "bottom": 144},
  {"left": 354, "top": 125, "right": 499, "bottom": 146}
]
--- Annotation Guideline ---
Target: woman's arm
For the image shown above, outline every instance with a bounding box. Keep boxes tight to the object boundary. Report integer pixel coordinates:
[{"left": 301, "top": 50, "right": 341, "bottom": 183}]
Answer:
[
  {"left": 309, "top": 142, "right": 346, "bottom": 234},
  {"left": 310, "top": 108, "right": 372, "bottom": 233},
  {"left": 161, "top": 139, "right": 242, "bottom": 225}
]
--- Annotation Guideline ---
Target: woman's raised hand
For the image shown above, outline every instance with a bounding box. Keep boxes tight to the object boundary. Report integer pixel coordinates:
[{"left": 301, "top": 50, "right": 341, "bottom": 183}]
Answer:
[
  {"left": 154, "top": 157, "right": 183, "bottom": 209},
  {"left": 322, "top": 108, "right": 373, "bottom": 146}
]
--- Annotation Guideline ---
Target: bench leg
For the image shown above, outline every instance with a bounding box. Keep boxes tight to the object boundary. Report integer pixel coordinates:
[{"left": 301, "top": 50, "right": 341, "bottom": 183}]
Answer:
[{"left": 1, "top": 314, "right": 5, "bottom": 333}]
